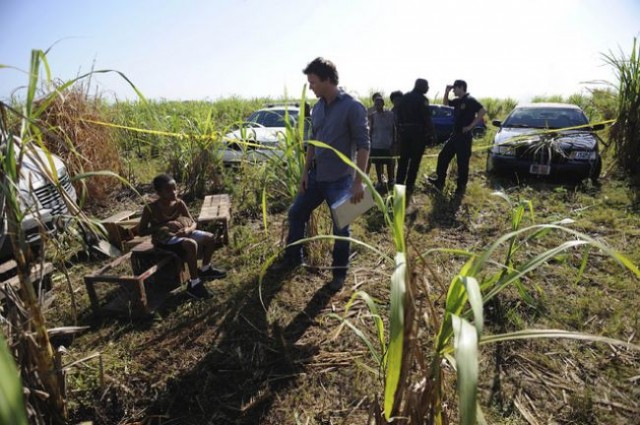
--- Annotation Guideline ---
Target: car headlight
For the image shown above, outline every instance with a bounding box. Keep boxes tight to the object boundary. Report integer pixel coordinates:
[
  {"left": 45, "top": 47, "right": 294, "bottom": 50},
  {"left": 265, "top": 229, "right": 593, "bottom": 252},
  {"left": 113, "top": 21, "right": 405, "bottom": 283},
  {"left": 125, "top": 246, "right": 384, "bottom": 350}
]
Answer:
[
  {"left": 493, "top": 145, "right": 516, "bottom": 156},
  {"left": 568, "top": 151, "right": 595, "bottom": 160}
]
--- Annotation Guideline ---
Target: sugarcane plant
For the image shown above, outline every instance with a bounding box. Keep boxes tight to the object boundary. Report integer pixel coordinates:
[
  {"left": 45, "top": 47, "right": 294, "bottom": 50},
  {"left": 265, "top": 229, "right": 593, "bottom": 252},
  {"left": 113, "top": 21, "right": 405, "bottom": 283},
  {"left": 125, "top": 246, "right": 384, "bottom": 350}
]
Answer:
[
  {"left": 329, "top": 183, "right": 640, "bottom": 424},
  {"left": 602, "top": 37, "right": 640, "bottom": 177},
  {"left": 1, "top": 47, "right": 143, "bottom": 424}
]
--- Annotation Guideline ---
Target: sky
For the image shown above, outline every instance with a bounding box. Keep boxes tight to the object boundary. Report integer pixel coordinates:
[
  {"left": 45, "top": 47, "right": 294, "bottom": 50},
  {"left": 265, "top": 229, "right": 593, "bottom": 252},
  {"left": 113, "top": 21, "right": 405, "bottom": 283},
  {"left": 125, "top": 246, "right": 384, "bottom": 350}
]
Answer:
[{"left": 1, "top": 0, "right": 639, "bottom": 103}]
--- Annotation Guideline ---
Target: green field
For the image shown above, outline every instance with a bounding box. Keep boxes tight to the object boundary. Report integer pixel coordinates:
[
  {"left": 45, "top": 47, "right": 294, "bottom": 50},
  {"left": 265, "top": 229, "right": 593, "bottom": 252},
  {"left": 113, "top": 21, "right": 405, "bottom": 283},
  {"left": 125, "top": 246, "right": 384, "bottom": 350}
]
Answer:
[
  {"left": 2, "top": 55, "right": 639, "bottom": 424},
  {"left": 31, "top": 93, "right": 635, "bottom": 424}
]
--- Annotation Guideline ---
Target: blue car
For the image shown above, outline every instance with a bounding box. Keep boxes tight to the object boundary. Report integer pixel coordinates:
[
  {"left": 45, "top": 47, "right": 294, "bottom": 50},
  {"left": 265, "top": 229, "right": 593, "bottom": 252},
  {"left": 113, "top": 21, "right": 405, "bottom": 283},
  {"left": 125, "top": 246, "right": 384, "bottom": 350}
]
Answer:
[{"left": 429, "top": 104, "right": 486, "bottom": 143}]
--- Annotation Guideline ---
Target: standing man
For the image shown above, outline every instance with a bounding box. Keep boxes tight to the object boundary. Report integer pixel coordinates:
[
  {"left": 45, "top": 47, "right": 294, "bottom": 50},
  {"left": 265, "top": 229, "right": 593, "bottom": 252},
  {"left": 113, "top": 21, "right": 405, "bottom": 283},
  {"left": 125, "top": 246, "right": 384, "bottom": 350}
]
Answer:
[
  {"left": 389, "top": 90, "right": 404, "bottom": 187},
  {"left": 396, "top": 79, "right": 436, "bottom": 202},
  {"left": 280, "top": 57, "right": 370, "bottom": 291},
  {"left": 429, "top": 80, "right": 486, "bottom": 195},
  {"left": 368, "top": 96, "right": 396, "bottom": 190}
]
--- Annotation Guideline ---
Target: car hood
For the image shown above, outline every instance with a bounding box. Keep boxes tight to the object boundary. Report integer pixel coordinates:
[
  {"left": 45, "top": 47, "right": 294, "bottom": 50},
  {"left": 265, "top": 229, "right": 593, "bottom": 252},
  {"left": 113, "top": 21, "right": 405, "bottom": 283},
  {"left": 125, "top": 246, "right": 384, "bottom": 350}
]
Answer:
[
  {"left": 19, "top": 145, "right": 68, "bottom": 187},
  {"left": 494, "top": 128, "right": 598, "bottom": 150},
  {"left": 223, "top": 127, "right": 286, "bottom": 146}
]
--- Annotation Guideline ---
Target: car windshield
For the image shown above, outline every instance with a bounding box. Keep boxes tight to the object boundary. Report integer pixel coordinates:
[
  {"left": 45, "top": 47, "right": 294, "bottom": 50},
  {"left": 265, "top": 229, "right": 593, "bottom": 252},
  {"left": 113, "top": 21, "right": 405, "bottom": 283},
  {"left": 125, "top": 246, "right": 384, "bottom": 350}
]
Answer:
[
  {"left": 247, "top": 109, "right": 298, "bottom": 128},
  {"left": 503, "top": 107, "right": 589, "bottom": 129}
]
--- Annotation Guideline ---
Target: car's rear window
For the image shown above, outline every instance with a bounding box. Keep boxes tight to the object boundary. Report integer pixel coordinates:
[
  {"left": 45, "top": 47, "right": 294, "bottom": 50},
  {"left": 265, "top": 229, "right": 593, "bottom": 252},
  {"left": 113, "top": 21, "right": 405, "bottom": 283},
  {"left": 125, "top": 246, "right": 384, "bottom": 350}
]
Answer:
[
  {"left": 504, "top": 107, "right": 588, "bottom": 129},
  {"left": 247, "top": 110, "right": 298, "bottom": 127},
  {"left": 430, "top": 106, "right": 453, "bottom": 117}
]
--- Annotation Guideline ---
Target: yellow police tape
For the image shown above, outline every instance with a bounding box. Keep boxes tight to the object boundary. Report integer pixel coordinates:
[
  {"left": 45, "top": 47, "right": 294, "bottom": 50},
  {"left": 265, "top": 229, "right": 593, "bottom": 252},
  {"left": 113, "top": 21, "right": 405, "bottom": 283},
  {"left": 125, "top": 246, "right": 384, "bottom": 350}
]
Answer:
[{"left": 81, "top": 118, "right": 615, "bottom": 161}]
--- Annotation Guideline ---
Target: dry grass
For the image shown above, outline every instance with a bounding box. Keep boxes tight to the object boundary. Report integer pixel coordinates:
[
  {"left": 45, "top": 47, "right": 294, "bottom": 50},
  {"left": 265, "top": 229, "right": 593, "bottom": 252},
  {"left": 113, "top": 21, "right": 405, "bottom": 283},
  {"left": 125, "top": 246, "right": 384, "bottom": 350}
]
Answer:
[{"left": 39, "top": 83, "right": 122, "bottom": 206}]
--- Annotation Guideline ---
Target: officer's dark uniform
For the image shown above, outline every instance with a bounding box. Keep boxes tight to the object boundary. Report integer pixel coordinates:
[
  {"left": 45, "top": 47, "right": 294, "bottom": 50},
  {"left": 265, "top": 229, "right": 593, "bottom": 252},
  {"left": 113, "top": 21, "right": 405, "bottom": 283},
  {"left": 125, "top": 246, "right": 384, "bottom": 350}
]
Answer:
[
  {"left": 396, "top": 89, "right": 436, "bottom": 194},
  {"left": 433, "top": 93, "right": 483, "bottom": 192}
]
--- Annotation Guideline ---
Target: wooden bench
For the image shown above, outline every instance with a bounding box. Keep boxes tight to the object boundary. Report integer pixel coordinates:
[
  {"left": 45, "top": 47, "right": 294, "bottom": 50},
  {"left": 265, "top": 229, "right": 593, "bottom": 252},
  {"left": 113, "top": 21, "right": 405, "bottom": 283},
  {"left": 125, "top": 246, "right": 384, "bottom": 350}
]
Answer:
[
  {"left": 0, "top": 260, "right": 54, "bottom": 302},
  {"left": 84, "top": 194, "right": 231, "bottom": 317},
  {"left": 197, "top": 194, "right": 231, "bottom": 245},
  {"left": 100, "top": 210, "right": 143, "bottom": 252},
  {"left": 84, "top": 241, "right": 189, "bottom": 316}
]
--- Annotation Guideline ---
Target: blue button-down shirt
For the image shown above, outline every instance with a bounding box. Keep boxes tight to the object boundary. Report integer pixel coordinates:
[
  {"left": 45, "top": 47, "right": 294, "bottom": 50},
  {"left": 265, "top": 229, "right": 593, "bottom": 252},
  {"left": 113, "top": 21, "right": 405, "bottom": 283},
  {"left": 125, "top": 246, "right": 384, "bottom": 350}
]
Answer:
[{"left": 311, "top": 90, "right": 370, "bottom": 182}]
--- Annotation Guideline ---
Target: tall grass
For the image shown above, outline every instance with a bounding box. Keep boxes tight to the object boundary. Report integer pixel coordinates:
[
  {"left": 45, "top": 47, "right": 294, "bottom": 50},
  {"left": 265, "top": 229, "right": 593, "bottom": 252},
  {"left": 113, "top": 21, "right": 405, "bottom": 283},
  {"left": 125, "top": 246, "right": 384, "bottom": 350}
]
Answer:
[
  {"left": 479, "top": 97, "right": 518, "bottom": 121},
  {"left": 602, "top": 37, "right": 640, "bottom": 177},
  {"left": 0, "top": 333, "right": 28, "bottom": 425},
  {"left": 1, "top": 48, "right": 143, "bottom": 424},
  {"left": 328, "top": 185, "right": 640, "bottom": 424}
]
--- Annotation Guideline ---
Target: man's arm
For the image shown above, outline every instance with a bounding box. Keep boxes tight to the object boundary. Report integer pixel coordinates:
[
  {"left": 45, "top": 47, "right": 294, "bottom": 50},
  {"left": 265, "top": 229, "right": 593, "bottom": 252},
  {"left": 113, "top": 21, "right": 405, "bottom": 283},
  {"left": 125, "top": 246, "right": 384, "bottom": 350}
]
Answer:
[
  {"left": 462, "top": 108, "right": 487, "bottom": 134},
  {"left": 443, "top": 85, "right": 453, "bottom": 106},
  {"left": 350, "top": 147, "right": 370, "bottom": 203},
  {"left": 422, "top": 100, "right": 437, "bottom": 141},
  {"left": 349, "top": 102, "right": 371, "bottom": 203},
  {"left": 299, "top": 144, "right": 315, "bottom": 193}
]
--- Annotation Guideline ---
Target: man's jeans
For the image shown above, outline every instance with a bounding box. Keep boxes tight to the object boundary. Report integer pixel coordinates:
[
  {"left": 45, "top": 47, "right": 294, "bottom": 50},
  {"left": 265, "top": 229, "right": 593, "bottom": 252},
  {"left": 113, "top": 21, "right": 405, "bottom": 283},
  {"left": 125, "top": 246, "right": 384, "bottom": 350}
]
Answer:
[
  {"left": 435, "top": 132, "right": 473, "bottom": 188},
  {"left": 286, "top": 170, "right": 352, "bottom": 278}
]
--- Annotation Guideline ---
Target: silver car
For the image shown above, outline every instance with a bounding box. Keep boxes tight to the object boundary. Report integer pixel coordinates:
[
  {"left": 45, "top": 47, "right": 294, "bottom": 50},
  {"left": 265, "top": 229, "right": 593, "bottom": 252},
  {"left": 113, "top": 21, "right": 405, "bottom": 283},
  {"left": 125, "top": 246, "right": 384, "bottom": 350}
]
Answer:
[
  {"left": 220, "top": 104, "right": 310, "bottom": 165},
  {"left": 0, "top": 139, "right": 77, "bottom": 260}
]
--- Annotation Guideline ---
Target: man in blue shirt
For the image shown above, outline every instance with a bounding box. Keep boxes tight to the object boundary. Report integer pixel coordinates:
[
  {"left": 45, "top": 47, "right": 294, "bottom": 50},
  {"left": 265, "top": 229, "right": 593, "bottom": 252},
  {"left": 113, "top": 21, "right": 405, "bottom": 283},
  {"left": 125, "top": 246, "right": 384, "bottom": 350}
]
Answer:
[{"left": 281, "top": 57, "right": 370, "bottom": 291}]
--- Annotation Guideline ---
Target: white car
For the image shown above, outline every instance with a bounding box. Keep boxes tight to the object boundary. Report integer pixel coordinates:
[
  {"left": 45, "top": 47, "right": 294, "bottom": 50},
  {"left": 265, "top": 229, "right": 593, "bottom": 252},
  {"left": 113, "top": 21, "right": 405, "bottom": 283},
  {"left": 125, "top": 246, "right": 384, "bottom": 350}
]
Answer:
[
  {"left": 220, "top": 104, "right": 310, "bottom": 165},
  {"left": 0, "top": 138, "right": 77, "bottom": 260}
]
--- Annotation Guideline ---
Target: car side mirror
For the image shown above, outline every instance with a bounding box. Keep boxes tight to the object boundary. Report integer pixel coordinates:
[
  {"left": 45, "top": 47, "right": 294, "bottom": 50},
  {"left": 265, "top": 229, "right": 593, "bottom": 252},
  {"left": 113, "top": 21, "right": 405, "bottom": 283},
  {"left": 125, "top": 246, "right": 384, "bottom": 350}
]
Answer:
[
  {"left": 492, "top": 120, "right": 502, "bottom": 128},
  {"left": 591, "top": 123, "right": 605, "bottom": 131}
]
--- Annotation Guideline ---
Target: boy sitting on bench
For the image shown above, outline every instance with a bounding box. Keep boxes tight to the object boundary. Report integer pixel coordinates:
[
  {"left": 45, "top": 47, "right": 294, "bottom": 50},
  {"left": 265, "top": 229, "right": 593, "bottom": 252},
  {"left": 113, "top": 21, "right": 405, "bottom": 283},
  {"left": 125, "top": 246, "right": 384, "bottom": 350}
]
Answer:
[{"left": 137, "top": 174, "right": 226, "bottom": 299}]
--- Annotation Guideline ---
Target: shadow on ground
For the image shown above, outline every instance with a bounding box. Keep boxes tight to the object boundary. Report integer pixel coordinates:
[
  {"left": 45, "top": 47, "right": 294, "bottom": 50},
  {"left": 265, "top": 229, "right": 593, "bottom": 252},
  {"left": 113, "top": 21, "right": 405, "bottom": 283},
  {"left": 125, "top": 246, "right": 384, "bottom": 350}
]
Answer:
[{"left": 91, "top": 265, "right": 339, "bottom": 424}]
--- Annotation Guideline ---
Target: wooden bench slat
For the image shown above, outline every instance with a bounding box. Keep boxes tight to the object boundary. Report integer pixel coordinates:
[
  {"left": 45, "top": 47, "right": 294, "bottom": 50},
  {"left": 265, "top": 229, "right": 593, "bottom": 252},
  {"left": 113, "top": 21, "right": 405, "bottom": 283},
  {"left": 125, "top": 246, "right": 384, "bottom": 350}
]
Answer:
[
  {"left": 1, "top": 262, "right": 54, "bottom": 301},
  {"left": 102, "top": 210, "right": 137, "bottom": 223},
  {"left": 198, "top": 194, "right": 231, "bottom": 222}
]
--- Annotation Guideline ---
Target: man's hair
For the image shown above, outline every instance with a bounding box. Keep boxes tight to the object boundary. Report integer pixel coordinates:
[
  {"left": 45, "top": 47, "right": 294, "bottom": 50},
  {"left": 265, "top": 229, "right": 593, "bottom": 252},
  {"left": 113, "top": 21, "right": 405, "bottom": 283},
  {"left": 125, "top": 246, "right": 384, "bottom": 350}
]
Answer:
[
  {"left": 414, "top": 78, "right": 429, "bottom": 93},
  {"left": 453, "top": 80, "right": 467, "bottom": 91},
  {"left": 371, "top": 92, "right": 382, "bottom": 101},
  {"left": 303, "top": 57, "right": 339, "bottom": 85},
  {"left": 390, "top": 90, "right": 403, "bottom": 102},
  {"left": 152, "top": 173, "right": 175, "bottom": 193}
]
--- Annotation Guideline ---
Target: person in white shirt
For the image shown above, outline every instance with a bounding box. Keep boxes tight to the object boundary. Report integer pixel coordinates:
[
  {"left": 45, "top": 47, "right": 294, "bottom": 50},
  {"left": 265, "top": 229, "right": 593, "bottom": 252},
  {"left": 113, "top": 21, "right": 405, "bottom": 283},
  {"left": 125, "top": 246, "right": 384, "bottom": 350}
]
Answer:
[{"left": 368, "top": 96, "right": 396, "bottom": 190}]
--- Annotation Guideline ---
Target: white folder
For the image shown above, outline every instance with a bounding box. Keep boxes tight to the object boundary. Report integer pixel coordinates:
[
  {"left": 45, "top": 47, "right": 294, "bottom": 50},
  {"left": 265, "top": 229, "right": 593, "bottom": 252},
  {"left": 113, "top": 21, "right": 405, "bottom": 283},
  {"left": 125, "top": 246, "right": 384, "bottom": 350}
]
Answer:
[{"left": 330, "top": 184, "right": 375, "bottom": 229}]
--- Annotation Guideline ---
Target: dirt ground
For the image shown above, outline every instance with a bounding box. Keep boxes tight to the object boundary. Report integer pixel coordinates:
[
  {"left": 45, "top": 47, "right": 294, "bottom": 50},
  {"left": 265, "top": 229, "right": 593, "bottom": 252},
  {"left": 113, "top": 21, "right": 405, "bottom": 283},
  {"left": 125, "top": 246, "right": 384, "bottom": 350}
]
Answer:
[{"left": 46, "top": 166, "right": 640, "bottom": 425}]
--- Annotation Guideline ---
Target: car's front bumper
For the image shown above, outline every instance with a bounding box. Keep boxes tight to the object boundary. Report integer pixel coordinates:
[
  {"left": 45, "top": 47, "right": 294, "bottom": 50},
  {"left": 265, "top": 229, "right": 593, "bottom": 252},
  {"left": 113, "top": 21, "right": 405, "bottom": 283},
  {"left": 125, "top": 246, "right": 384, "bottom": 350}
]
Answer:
[
  {"left": 487, "top": 154, "right": 598, "bottom": 180},
  {"left": 217, "top": 148, "right": 285, "bottom": 165}
]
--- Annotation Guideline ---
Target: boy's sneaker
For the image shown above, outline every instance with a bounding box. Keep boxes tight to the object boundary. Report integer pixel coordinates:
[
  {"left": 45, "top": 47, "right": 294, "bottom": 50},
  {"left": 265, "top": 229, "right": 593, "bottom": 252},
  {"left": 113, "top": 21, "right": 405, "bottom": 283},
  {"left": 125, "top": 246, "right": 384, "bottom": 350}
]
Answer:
[
  {"left": 199, "top": 267, "right": 227, "bottom": 280},
  {"left": 186, "top": 282, "right": 213, "bottom": 300}
]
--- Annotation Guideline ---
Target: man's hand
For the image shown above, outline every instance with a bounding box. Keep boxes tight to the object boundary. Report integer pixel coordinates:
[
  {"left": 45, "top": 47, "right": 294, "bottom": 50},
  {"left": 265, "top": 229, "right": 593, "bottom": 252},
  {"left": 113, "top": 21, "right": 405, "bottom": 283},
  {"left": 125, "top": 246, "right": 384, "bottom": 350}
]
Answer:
[
  {"left": 350, "top": 181, "right": 364, "bottom": 204},
  {"left": 299, "top": 171, "right": 309, "bottom": 194}
]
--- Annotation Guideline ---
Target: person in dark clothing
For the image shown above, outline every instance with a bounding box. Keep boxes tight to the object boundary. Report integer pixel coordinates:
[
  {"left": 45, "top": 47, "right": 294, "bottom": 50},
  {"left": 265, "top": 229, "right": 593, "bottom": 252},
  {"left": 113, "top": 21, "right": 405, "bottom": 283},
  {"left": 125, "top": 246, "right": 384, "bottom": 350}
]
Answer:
[
  {"left": 389, "top": 90, "right": 403, "bottom": 188},
  {"left": 396, "top": 79, "right": 436, "bottom": 201},
  {"left": 429, "top": 80, "right": 486, "bottom": 195}
]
